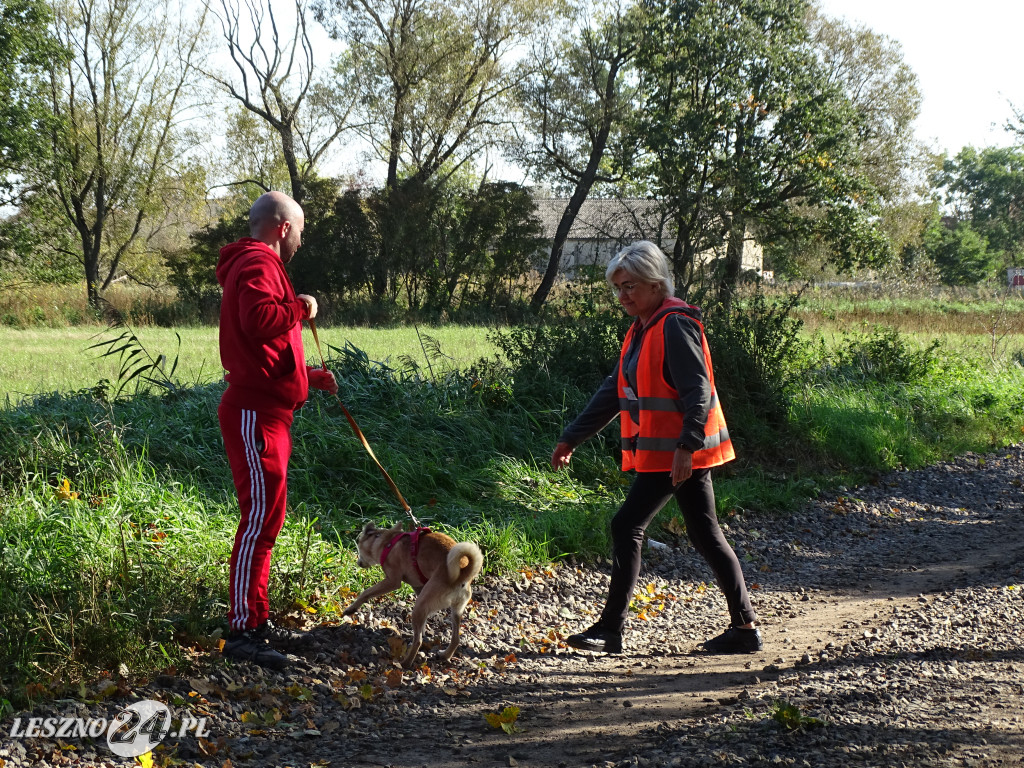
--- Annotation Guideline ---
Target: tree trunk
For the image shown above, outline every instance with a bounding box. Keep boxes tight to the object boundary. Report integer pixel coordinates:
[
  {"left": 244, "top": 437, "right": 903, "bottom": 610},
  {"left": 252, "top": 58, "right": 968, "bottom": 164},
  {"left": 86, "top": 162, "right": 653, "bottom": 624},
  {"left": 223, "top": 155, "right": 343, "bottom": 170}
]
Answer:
[
  {"left": 386, "top": 93, "right": 405, "bottom": 190},
  {"left": 718, "top": 118, "right": 749, "bottom": 311},
  {"left": 280, "top": 126, "right": 305, "bottom": 205},
  {"left": 530, "top": 202, "right": 574, "bottom": 313},
  {"left": 529, "top": 126, "right": 614, "bottom": 312},
  {"left": 719, "top": 212, "right": 746, "bottom": 313},
  {"left": 84, "top": 243, "right": 102, "bottom": 311}
]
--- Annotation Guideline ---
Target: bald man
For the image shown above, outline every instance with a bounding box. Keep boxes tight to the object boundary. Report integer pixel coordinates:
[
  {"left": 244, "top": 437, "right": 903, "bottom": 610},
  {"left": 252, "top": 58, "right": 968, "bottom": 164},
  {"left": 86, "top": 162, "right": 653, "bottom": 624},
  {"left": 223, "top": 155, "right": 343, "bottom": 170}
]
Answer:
[{"left": 216, "top": 191, "right": 338, "bottom": 670}]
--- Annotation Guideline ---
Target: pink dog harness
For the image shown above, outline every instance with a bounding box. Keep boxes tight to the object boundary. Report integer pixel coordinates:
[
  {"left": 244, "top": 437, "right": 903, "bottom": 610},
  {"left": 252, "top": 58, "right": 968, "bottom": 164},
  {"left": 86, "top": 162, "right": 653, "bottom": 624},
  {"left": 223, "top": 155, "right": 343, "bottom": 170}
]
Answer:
[{"left": 380, "top": 526, "right": 432, "bottom": 584}]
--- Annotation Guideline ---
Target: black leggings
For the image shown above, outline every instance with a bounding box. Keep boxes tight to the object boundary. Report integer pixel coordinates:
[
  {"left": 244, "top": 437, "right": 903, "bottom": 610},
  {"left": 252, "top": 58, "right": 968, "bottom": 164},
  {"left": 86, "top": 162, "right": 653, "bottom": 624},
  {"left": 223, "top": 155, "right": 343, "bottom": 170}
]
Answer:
[{"left": 599, "top": 468, "right": 757, "bottom": 633}]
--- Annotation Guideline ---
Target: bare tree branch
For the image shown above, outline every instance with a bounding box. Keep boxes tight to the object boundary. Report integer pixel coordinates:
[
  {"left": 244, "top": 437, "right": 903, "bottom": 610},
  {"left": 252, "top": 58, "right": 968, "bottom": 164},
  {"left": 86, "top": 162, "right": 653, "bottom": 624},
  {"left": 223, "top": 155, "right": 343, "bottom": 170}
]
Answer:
[{"left": 203, "top": 0, "right": 353, "bottom": 204}]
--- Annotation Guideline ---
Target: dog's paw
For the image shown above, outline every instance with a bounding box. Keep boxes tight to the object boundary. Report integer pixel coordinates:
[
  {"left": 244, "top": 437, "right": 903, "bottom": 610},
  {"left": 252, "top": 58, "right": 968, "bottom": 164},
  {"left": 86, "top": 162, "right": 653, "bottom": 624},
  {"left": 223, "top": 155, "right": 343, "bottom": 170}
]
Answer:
[{"left": 342, "top": 606, "right": 357, "bottom": 617}]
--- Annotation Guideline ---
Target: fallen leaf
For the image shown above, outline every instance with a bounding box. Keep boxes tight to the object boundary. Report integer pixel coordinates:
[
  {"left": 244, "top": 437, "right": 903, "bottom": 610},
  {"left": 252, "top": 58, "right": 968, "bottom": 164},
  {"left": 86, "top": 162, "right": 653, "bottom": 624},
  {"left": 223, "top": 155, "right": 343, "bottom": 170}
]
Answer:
[
  {"left": 387, "top": 637, "right": 406, "bottom": 658},
  {"left": 484, "top": 706, "right": 521, "bottom": 735},
  {"left": 55, "top": 478, "right": 80, "bottom": 502}
]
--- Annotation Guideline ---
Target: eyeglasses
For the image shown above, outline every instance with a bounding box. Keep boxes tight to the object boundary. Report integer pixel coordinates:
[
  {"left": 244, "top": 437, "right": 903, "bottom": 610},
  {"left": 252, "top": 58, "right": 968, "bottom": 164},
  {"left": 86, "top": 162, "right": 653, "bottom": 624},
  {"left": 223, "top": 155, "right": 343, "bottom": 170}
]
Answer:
[{"left": 613, "top": 281, "right": 641, "bottom": 295}]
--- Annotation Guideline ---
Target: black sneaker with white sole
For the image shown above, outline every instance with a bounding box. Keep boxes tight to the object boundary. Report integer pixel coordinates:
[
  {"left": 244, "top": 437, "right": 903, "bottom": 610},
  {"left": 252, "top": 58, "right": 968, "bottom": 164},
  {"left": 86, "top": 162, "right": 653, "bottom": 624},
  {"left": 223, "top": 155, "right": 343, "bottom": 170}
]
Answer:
[
  {"left": 222, "top": 629, "right": 288, "bottom": 670},
  {"left": 566, "top": 623, "right": 623, "bottom": 654}
]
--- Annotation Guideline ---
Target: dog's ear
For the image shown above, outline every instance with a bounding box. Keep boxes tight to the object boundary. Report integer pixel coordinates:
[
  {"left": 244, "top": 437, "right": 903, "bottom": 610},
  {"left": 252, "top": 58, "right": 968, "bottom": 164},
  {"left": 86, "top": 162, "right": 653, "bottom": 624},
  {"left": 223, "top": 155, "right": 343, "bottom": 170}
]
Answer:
[{"left": 358, "top": 521, "right": 376, "bottom": 541}]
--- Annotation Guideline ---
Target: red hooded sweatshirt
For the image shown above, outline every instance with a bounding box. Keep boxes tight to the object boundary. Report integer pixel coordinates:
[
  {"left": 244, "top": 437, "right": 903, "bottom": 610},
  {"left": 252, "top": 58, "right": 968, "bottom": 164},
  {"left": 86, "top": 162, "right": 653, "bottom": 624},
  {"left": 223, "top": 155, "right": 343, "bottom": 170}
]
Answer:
[{"left": 216, "top": 237, "right": 312, "bottom": 421}]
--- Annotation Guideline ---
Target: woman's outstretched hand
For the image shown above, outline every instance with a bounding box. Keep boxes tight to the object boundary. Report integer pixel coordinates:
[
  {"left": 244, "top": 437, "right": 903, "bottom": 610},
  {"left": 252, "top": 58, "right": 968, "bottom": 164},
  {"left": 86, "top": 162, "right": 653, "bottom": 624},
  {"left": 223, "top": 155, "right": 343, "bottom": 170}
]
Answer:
[{"left": 551, "top": 442, "right": 574, "bottom": 469}]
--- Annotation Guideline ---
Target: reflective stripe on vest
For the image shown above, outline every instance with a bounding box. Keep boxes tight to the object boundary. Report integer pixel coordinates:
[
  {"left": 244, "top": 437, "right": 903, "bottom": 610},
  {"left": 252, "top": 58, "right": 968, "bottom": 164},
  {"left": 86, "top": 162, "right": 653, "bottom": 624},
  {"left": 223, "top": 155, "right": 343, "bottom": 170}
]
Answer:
[{"left": 617, "top": 305, "right": 735, "bottom": 472}]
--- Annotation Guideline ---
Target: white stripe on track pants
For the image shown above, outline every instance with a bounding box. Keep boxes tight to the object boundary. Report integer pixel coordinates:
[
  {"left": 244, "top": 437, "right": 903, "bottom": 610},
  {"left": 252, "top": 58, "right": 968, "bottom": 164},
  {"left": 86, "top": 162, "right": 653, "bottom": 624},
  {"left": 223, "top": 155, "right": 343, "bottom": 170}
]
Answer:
[{"left": 219, "top": 403, "right": 293, "bottom": 633}]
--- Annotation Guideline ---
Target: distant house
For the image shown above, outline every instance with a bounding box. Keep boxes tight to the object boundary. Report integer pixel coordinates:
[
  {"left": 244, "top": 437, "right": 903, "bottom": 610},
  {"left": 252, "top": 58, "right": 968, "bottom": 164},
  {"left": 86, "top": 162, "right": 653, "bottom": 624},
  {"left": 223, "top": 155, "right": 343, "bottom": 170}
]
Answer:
[{"left": 532, "top": 197, "right": 764, "bottom": 275}]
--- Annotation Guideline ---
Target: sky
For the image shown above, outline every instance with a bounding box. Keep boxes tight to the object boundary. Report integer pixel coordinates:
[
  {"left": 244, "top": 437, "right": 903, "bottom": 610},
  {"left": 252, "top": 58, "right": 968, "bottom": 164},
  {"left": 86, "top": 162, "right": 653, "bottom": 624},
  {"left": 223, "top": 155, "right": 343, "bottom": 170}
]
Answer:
[{"left": 816, "top": 0, "right": 1024, "bottom": 155}]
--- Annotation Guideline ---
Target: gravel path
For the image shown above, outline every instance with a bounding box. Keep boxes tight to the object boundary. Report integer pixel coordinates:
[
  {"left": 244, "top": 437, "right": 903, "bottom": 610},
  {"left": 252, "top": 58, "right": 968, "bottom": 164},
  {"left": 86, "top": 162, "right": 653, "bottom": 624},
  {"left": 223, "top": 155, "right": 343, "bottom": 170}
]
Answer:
[{"left": 3, "top": 446, "right": 1024, "bottom": 767}]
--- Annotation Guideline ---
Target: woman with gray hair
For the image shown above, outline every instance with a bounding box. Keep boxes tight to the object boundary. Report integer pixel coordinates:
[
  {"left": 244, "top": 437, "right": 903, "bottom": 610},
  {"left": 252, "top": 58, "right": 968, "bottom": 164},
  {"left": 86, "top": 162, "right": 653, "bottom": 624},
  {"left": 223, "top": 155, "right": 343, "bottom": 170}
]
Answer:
[{"left": 551, "top": 240, "right": 760, "bottom": 655}]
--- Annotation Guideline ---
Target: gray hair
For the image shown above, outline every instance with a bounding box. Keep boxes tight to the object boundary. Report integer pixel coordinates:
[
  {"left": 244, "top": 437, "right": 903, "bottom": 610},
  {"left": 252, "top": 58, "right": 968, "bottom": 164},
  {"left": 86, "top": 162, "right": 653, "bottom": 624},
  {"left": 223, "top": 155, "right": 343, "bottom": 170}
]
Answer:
[{"left": 605, "top": 240, "right": 674, "bottom": 297}]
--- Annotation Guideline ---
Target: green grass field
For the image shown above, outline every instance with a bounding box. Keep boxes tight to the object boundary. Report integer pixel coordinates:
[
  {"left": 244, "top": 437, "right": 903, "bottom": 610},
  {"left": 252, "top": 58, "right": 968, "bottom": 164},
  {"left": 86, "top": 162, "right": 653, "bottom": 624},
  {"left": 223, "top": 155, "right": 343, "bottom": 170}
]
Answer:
[{"left": 0, "top": 324, "right": 498, "bottom": 400}]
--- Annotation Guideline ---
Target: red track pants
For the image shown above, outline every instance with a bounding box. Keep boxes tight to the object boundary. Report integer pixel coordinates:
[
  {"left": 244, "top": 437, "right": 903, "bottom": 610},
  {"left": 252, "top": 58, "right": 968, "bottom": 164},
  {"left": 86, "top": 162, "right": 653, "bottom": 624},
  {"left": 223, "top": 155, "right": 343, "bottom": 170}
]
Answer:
[{"left": 218, "top": 403, "right": 293, "bottom": 632}]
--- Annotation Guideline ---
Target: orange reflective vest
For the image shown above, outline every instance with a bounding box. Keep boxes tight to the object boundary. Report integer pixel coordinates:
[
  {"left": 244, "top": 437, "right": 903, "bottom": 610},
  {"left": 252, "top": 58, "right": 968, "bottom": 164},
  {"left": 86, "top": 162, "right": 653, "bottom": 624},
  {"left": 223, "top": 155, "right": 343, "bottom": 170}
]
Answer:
[{"left": 617, "top": 302, "right": 735, "bottom": 472}]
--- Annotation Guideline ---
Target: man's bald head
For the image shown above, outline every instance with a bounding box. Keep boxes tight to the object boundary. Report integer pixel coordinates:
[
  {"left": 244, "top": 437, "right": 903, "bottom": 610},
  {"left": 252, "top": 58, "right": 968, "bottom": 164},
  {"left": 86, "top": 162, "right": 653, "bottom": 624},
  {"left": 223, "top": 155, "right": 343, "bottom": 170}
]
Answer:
[
  {"left": 248, "top": 191, "right": 305, "bottom": 262},
  {"left": 249, "top": 191, "right": 302, "bottom": 237}
]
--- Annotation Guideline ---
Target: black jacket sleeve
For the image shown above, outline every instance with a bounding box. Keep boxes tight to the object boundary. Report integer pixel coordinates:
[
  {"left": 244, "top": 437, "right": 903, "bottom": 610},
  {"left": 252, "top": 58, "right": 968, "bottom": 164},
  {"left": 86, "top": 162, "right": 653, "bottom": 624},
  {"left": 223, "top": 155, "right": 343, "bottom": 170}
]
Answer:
[
  {"left": 662, "top": 313, "right": 711, "bottom": 452},
  {"left": 557, "top": 363, "right": 621, "bottom": 447}
]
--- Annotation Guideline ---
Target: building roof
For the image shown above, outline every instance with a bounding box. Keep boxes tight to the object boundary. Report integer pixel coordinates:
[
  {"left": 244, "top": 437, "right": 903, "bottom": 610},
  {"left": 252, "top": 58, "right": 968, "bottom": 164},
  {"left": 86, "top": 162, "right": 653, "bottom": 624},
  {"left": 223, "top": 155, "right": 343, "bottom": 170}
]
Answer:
[{"left": 532, "top": 197, "right": 674, "bottom": 243}]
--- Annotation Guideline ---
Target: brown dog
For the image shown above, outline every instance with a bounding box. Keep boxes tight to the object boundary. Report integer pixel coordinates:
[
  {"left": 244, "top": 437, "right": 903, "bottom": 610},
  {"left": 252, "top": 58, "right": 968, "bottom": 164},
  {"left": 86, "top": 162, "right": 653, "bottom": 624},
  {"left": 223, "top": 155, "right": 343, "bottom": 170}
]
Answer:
[{"left": 344, "top": 521, "right": 484, "bottom": 668}]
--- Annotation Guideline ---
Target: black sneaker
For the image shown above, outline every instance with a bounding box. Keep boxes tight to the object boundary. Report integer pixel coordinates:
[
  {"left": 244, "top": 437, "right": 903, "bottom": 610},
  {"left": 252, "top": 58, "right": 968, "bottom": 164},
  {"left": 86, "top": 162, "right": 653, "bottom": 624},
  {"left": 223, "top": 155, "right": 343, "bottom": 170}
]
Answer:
[
  {"left": 567, "top": 624, "right": 623, "bottom": 654},
  {"left": 222, "top": 629, "right": 288, "bottom": 670},
  {"left": 254, "top": 620, "right": 313, "bottom": 652},
  {"left": 701, "top": 625, "right": 763, "bottom": 654}
]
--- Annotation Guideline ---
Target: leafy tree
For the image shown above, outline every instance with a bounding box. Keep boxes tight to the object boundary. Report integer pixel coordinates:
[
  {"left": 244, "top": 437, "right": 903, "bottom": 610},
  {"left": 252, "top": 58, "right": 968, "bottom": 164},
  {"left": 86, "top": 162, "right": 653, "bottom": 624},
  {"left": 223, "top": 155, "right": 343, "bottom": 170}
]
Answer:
[
  {"left": 217, "top": 105, "right": 294, "bottom": 208},
  {"left": 313, "top": 0, "right": 549, "bottom": 315},
  {"left": 925, "top": 218, "right": 992, "bottom": 286},
  {"left": 0, "top": 0, "right": 63, "bottom": 205},
  {"left": 933, "top": 145, "right": 1024, "bottom": 270},
  {"left": 166, "top": 212, "right": 247, "bottom": 320},
  {"left": 434, "top": 180, "right": 546, "bottom": 312},
  {"left": 808, "top": 5, "right": 922, "bottom": 203},
  {"left": 368, "top": 177, "right": 544, "bottom": 313},
  {"left": 317, "top": 0, "right": 547, "bottom": 190},
  {"left": 14, "top": 0, "right": 211, "bottom": 309},
  {"left": 290, "top": 187, "right": 380, "bottom": 302},
  {"left": 784, "top": 4, "right": 929, "bottom": 279},
  {"left": 479, "top": 183, "right": 549, "bottom": 306},
  {"left": 870, "top": 197, "right": 942, "bottom": 285},
  {"left": 510, "top": 0, "right": 641, "bottom": 311},
  {"left": 0, "top": 214, "right": 80, "bottom": 285},
  {"left": 288, "top": 178, "right": 543, "bottom": 316},
  {"left": 633, "top": 0, "right": 887, "bottom": 306},
  {"left": 204, "top": 0, "right": 353, "bottom": 206},
  {"left": 1004, "top": 101, "right": 1024, "bottom": 145}
]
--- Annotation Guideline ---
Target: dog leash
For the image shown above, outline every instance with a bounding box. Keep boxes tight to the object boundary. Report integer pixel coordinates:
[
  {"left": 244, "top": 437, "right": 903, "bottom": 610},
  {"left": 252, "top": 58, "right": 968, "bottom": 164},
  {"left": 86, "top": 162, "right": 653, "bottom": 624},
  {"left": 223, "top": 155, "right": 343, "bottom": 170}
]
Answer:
[{"left": 306, "top": 317, "right": 422, "bottom": 528}]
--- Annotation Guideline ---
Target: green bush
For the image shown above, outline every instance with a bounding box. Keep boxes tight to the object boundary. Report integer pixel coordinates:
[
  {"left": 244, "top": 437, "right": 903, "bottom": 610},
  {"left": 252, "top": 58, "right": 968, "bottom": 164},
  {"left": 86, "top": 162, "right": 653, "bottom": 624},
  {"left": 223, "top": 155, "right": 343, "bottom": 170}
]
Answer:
[
  {"left": 704, "top": 287, "right": 808, "bottom": 431},
  {"left": 482, "top": 277, "right": 630, "bottom": 401},
  {"left": 483, "top": 281, "right": 815, "bottom": 471},
  {"left": 829, "top": 325, "right": 941, "bottom": 384},
  {"left": 61, "top": 305, "right": 84, "bottom": 325}
]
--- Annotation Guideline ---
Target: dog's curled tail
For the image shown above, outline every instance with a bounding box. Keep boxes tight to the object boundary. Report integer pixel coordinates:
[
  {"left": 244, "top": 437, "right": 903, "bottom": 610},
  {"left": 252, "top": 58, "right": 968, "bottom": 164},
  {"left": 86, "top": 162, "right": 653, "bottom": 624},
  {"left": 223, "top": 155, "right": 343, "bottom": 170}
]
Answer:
[{"left": 447, "top": 541, "right": 483, "bottom": 584}]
